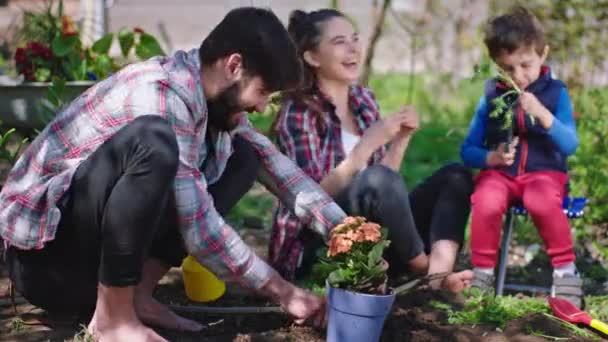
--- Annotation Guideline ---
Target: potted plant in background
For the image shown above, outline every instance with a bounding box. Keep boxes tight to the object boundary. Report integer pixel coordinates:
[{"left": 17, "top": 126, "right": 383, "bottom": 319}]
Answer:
[
  {"left": 0, "top": 0, "right": 165, "bottom": 130},
  {"left": 314, "top": 216, "right": 394, "bottom": 342}
]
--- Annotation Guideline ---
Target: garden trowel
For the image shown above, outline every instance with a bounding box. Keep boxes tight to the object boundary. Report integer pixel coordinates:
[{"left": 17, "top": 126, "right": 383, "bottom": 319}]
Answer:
[
  {"left": 393, "top": 272, "right": 451, "bottom": 295},
  {"left": 548, "top": 296, "right": 608, "bottom": 336}
]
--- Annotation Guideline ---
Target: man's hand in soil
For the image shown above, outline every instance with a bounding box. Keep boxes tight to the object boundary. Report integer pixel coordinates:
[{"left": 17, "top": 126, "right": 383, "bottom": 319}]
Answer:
[{"left": 261, "top": 273, "right": 326, "bottom": 328}]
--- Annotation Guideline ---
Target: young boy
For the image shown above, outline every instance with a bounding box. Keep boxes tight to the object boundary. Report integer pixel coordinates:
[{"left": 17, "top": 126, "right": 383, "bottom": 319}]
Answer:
[{"left": 461, "top": 6, "right": 582, "bottom": 307}]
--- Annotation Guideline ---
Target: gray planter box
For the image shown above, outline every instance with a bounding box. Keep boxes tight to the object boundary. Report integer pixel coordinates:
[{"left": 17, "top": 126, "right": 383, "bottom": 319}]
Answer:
[{"left": 0, "top": 81, "right": 95, "bottom": 130}]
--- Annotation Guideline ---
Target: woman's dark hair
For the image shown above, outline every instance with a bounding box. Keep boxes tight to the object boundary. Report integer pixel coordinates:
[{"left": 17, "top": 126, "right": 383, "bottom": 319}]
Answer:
[
  {"left": 199, "top": 7, "right": 300, "bottom": 93},
  {"left": 286, "top": 9, "right": 344, "bottom": 105},
  {"left": 272, "top": 9, "right": 345, "bottom": 134}
]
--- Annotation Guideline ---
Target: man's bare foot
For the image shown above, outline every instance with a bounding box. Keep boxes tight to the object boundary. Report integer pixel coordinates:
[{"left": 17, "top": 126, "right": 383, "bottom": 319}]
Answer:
[
  {"left": 134, "top": 294, "right": 204, "bottom": 332},
  {"left": 439, "top": 270, "right": 474, "bottom": 293},
  {"left": 88, "top": 316, "right": 168, "bottom": 342},
  {"left": 89, "top": 284, "right": 168, "bottom": 342}
]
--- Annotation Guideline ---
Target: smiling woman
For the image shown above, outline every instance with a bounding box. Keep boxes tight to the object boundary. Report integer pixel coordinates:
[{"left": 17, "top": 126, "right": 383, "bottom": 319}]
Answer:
[{"left": 268, "top": 8, "right": 475, "bottom": 295}]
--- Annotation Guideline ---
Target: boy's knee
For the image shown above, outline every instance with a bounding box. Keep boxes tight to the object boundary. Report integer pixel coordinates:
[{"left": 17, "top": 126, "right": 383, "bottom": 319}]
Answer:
[
  {"left": 523, "top": 194, "right": 561, "bottom": 216},
  {"left": 472, "top": 190, "right": 507, "bottom": 217}
]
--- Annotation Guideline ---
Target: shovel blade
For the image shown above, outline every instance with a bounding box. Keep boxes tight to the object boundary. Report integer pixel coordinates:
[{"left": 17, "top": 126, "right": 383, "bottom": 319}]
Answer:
[{"left": 548, "top": 297, "right": 592, "bottom": 325}]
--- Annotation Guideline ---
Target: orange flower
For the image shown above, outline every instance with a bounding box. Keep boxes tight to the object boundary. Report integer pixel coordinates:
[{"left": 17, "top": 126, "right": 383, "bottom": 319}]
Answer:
[
  {"left": 359, "top": 223, "right": 381, "bottom": 242},
  {"left": 343, "top": 216, "right": 365, "bottom": 226},
  {"left": 328, "top": 234, "right": 353, "bottom": 257},
  {"left": 331, "top": 223, "right": 349, "bottom": 235},
  {"left": 344, "top": 228, "right": 362, "bottom": 242}
]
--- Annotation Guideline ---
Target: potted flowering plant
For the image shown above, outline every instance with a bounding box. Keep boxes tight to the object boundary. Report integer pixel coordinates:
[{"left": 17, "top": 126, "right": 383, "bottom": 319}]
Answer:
[
  {"left": 316, "top": 216, "right": 394, "bottom": 342},
  {"left": 0, "top": 0, "right": 165, "bottom": 130}
]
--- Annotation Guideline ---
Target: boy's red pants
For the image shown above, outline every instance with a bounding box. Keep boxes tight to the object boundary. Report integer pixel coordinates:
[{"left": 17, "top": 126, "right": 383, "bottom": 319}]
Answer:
[{"left": 470, "top": 169, "right": 575, "bottom": 268}]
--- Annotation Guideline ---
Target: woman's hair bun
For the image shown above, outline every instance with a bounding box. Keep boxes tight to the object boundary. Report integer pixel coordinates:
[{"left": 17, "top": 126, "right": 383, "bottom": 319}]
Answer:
[{"left": 288, "top": 10, "right": 309, "bottom": 31}]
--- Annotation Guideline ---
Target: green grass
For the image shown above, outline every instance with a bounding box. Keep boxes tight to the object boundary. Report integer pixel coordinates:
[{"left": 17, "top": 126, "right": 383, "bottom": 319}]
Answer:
[
  {"left": 542, "top": 313, "right": 601, "bottom": 341},
  {"left": 431, "top": 288, "right": 550, "bottom": 328},
  {"left": 72, "top": 325, "right": 96, "bottom": 342},
  {"left": 431, "top": 289, "right": 608, "bottom": 340},
  {"left": 585, "top": 295, "right": 608, "bottom": 323},
  {"left": 8, "top": 317, "right": 25, "bottom": 334}
]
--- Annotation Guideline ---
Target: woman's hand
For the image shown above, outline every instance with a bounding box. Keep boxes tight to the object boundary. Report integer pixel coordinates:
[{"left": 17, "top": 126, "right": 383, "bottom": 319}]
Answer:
[
  {"left": 394, "top": 106, "right": 420, "bottom": 140},
  {"left": 363, "top": 106, "right": 419, "bottom": 147}
]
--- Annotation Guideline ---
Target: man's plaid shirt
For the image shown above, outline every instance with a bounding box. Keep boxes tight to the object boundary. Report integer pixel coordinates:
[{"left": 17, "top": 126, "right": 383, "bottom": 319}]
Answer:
[{"left": 0, "top": 48, "right": 345, "bottom": 289}]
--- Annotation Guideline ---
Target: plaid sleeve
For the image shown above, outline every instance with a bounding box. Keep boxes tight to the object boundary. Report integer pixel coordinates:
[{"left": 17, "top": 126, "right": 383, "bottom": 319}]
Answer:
[
  {"left": 174, "top": 164, "right": 275, "bottom": 289},
  {"left": 162, "top": 88, "right": 275, "bottom": 290},
  {"left": 234, "top": 121, "right": 346, "bottom": 240},
  {"left": 275, "top": 103, "right": 325, "bottom": 183}
]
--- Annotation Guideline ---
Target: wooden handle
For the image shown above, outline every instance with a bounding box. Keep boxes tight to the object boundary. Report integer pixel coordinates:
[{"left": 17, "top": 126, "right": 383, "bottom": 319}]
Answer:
[{"left": 590, "top": 319, "right": 608, "bottom": 335}]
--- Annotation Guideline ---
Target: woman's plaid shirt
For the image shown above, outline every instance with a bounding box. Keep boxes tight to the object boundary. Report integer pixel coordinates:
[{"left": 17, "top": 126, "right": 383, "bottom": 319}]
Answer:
[{"left": 270, "top": 85, "right": 386, "bottom": 279}]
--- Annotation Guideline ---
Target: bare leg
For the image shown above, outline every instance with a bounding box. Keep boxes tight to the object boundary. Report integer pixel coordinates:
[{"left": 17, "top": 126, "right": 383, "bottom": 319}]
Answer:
[
  {"left": 134, "top": 258, "right": 204, "bottom": 332},
  {"left": 427, "top": 240, "right": 473, "bottom": 293},
  {"left": 88, "top": 284, "right": 168, "bottom": 342}
]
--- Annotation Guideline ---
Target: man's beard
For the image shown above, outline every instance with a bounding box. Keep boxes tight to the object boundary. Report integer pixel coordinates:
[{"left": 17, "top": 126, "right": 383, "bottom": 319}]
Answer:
[{"left": 206, "top": 82, "right": 254, "bottom": 131}]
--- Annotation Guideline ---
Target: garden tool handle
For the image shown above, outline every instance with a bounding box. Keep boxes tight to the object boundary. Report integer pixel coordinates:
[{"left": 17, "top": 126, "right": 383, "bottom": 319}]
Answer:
[{"left": 590, "top": 319, "right": 608, "bottom": 335}]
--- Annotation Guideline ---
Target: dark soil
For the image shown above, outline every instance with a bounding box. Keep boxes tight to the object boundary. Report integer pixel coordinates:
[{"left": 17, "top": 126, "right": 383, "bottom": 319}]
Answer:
[
  {"left": 1, "top": 229, "right": 607, "bottom": 341},
  {"left": 1, "top": 265, "right": 601, "bottom": 342}
]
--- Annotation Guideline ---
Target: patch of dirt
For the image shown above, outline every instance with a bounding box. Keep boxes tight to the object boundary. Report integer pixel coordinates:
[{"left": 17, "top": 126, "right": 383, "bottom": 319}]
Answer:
[
  {"left": 2, "top": 273, "right": 599, "bottom": 342},
  {"left": 1, "top": 227, "right": 607, "bottom": 341}
]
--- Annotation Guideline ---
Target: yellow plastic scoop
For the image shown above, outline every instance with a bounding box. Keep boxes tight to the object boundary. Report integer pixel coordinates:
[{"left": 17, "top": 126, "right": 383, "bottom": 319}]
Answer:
[{"left": 181, "top": 255, "right": 226, "bottom": 302}]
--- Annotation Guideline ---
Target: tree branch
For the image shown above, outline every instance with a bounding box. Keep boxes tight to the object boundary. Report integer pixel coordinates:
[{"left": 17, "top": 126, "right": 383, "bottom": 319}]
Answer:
[{"left": 359, "top": 0, "right": 391, "bottom": 86}]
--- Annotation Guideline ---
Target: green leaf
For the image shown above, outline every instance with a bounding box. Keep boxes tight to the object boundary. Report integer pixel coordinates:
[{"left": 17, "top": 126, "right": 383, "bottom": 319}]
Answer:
[
  {"left": 328, "top": 268, "right": 354, "bottom": 287},
  {"left": 327, "top": 269, "right": 345, "bottom": 286},
  {"left": 34, "top": 68, "right": 51, "bottom": 82},
  {"left": 91, "top": 33, "right": 114, "bottom": 55},
  {"left": 79, "top": 57, "right": 88, "bottom": 80},
  {"left": 118, "top": 28, "right": 135, "bottom": 57},
  {"left": 0, "top": 128, "right": 15, "bottom": 150},
  {"left": 367, "top": 241, "right": 387, "bottom": 268},
  {"left": 51, "top": 34, "right": 79, "bottom": 57},
  {"left": 50, "top": 77, "right": 66, "bottom": 95},
  {"left": 92, "top": 54, "right": 113, "bottom": 79},
  {"left": 135, "top": 32, "right": 165, "bottom": 60}
]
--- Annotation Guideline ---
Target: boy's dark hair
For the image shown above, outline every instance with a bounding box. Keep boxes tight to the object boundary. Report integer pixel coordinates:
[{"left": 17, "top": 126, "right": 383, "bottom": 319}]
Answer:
[
  {"left": 484, "top": 6, "right": 546, "bottom": 60},
  {"left": 199, "top": 7, "right": 300, "bottom": 93}
]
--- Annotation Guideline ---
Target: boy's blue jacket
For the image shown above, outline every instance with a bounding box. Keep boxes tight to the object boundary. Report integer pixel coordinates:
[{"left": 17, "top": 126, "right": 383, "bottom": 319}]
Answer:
[{"left": 461, "top": 66, "right": 579, "bottom": 176}]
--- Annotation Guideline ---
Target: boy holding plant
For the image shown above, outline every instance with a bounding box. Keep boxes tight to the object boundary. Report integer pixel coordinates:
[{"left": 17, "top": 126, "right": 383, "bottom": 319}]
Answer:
[{"left": 461, "top": 6, "right": 582, "bottom": 306}]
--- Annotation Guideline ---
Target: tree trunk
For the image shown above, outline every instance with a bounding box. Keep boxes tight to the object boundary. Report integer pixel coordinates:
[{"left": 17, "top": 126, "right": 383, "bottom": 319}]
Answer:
[{"left": 360, "top": 0, "right": 391, "bottom": 86}]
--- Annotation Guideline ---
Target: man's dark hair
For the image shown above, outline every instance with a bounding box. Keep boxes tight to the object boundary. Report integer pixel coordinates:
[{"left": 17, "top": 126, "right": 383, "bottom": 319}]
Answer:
[
  {"left": 199, "top": 7, "right": 300, "bottom": 93},
  {"left": 484, "top": 6, "right": 546, "bottom": 60}
]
